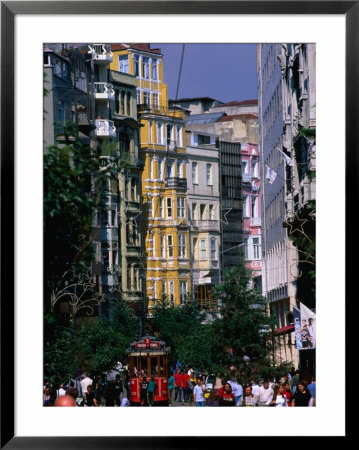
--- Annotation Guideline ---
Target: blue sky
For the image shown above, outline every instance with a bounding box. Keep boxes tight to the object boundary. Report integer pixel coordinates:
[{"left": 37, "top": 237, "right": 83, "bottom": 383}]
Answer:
[{"left": 152, "top": 43, "right": 258, "bottom": 103}]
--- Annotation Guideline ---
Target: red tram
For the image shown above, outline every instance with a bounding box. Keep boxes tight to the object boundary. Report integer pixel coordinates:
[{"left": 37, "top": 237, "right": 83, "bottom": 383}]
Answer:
[{"left": 126, "top": 335, "right": 171, "bottom": 405}]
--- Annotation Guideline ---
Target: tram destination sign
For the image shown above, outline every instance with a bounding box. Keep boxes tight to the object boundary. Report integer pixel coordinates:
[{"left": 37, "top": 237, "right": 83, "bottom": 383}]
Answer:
[{"left": 135, "top": 342, "right": 161, "bottom": 349}]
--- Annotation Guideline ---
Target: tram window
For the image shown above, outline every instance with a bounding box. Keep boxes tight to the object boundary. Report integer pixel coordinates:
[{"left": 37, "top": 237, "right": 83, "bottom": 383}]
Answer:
[
  {"left": 131, "top": 356, "right": 138, "bottom": 377},
  {"left": 140, "top": 356, "right": 148, "bottom": 375},
  {"left": 160, "top": 356, "right": 164, "bottom": 376},
  {"left": 151, "top": 357, "right": 158, "bottom": 375}
]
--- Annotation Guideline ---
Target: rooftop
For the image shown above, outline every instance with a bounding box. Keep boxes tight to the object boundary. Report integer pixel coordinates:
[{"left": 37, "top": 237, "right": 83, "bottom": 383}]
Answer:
[
  {"left": 213, "top": 99, "right": 258, "bottom": 108},
  {"left": 111, "top": 43, "right": 162, "bottom": 55},
  {"left": 185, "top": 112, "right": 225, "bottom": 125}
]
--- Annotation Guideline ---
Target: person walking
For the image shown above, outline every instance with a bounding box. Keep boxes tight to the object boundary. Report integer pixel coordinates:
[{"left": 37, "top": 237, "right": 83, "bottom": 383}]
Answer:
[
  {"left": 206, "top": 389, "right": 220, "bottom": 406},
  {"left": 105, "top": 380, "right": 116, "bottom": 407},
  {"left": 193, "top": 377, "right": 206, "bottom": 407},
  {"left": 181, "top": 370, "right": 191, "bottom": 404},
  {"left": 267, "top": 384, "right": 288, "bottom": 407},
  {"left": 218, "top": 383, "right": 235, "bottom": 406},
  {"left": 256, "top": 379, "right": 274, "bottom": 406},
  {"left": 291, "top": 370, "right": 300, "bottom": 394},
  {"left": 114, "top": 374, "right": 123, "bottom": 406},
  {"left": 147, "top": 376, "right": 157, "bottom": 406},
  {"left": 140, "top": 376, "right": 149, "bottom": 406},
  {"left": 292, "top": 381, "right": 312, "bottom": 407},
  {"left": 85, "top": 385, "right": 97, "bottom": 407},
  {"left": 173, "top": 369, "right": 183, "bottom": 403},
  {"left": 282, "top": 382, "right": 292, "bottom": 406},
  {"left": 228, "top": 378, "right": 243, "bottom": 406},
  {"left": 238, "top": 385, "right": 259, "bottom": 406},
  {"left": 168, "top": 372, "right": 175, "bottom": 405}
]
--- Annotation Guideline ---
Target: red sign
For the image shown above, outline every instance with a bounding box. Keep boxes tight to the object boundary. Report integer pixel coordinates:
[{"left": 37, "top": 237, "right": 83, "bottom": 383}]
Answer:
[{"left": 145, "top": 338, "right": 150, "bottom": 348}]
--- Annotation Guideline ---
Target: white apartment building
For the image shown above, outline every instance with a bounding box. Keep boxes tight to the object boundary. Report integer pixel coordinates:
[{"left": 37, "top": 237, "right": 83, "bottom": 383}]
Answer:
[{"left": 186, "top": 131, "right": 221, "bottom": 309}]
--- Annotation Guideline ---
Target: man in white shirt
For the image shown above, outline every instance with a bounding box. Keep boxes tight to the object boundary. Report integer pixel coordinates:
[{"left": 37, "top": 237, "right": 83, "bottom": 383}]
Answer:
[
  {"left": 56, "top": 383, "right": 66, "bottom": 398},
  {"left": 193, "top": 378, "right": 206, "bottom": 407},
  {"left": 251, "top": 380, "right": 260, "bottom": 397},
  {"left": 255, "top": 379, "right": 274, "bottom": 406},
  {"left": 80, "top": 373, "right": 93, "bottom": 401}
]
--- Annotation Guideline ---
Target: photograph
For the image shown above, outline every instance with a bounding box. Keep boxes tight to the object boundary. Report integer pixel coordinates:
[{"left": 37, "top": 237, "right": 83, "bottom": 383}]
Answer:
[{"left": 43, "top": 42, "right": 316, "bottom": 410}]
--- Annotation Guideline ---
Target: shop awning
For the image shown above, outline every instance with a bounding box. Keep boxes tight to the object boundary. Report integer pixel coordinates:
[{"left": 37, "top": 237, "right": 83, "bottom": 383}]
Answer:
[{"left": 274, "top": 325, "right": 295, "bottom": 336}]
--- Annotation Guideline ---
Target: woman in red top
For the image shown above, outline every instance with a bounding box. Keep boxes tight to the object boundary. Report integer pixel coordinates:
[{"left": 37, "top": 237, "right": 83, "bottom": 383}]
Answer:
[{"left": 218, "top": 383, "right": 235, "bottom": 406}]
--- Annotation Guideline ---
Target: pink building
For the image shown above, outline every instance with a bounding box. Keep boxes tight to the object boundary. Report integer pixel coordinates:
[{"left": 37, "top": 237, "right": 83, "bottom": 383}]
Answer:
[{"left": 241, "top": 142, "right": 262, "bottom": 288}]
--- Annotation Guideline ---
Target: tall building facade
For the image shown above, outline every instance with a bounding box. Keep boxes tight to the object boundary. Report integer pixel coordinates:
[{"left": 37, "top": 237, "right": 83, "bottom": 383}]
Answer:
[
  {"left": 186, "top": 130, "right": 221, "bottom": 309},
  {"left": 43, "top": 43, "right": 144, "bottom": 322},
  {"left": 110, "top": 44, "right": 191, "bottom": 312},
  {"left": 258, "top": 43, "right": 316, "bottom": 373},
  {"left": 258, "top": 43, "right": 299, "bottom": 367}
]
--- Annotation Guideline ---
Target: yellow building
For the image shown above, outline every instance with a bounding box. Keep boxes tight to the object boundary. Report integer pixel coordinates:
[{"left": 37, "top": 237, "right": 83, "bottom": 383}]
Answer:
[{"left": 110, "top": 44, "right": 191, "bottom": 311}]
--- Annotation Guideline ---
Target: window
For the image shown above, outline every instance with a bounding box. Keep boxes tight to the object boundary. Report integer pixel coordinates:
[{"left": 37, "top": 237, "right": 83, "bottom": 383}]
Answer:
[
  {"left": 179, "top": 235, "right": 186, "bottom": 258},
  {"left": 149, "top": 158, "right": 154, "bottom": 179},
  {"left": 167, "top": 235, "right": 173, "bottom": 258},
  {"left": 200, "top": 204, "right": 206, "bottom": 220},
  {"left": 241, "top": 161, "right": 249, "bottom": 174},
  {"left": 192, "top": 162, "right": 198, "bottom": 184},
  {"left": 152, "top": 59, "right": 158, "bottom": 80},
  {"left": 253, "top": 237, "right": 260, "bottom": 259},
  {"left": 209, "top": 204, "right": 214, "bottom": 220},
  {"left": 142, "top": 57, "right": 150, "bottom": 79},
  {"left": 177, "top": 197, "right": 185, "bottom": 218},
  {"left": 167, "top": 159, "right": 175, "bottom": 178},
  {"left": 251, "top": 196, "right": 258, "bottom": 218},
  {"left": 162, "top": 281, "right": 166, "bottom": 297},
  {"left": 166, "top": 198, "right": 172, "bottom": 217},
  {"left": 178, "top": 161, "right": 184, "bottom": 178},
  {"left": 251, "top": 159, "right": 258, "bottom": 178},
  {"left": 243, "top": 195, "right": 250, "bottom": 217},
  {"left": 131, "top": 178, "right": 137, "bottom": 201},
  {"left": 160, "top": 197, "right": 164, "bottom": 218},
  {"left": 152, "top": 93, "right": 159, "bottom": 109},
  {"left": 160, "top": 235, "right": 165, "bottom": 258},
  {"left": 119, "top": 55, "right": 129, "bottom": 73},
  {"left": 157, "top": 122, "right": 163, "bottom": 144},
  {"left": 200, "top": 239, "right": 206, "bottom": 259},
  {"left": 134, "top": 55, "right": 139, "bottom": 76},
  {"left": 176, "top": 125, "right": 183, "bottom": 147},
  {"left": 198, "top": 134, "right": 211, "bottom": 145},
  {"left": 193, "top": 238, "right": 198, "bottom": 256},
  {"left": 192, "top": 203, "right": 197, "bottom": 221},
  {"left": 148, "top": 121, "right": 152, "bottom": 143},
  {"left": 143, "top": 91, "right": 150, "bottom": 108},
  {"left": 166, "top": 124, "right": 173, "bottom": 147},
  {"left": 180, "top": 281, "right": 187, "bottom": 304},
  {"left": 136, "top": 89, "right": 141, "bottom": 104},
  {"left": 169, "top": 281, "right": 174, "bottom": 302},
  {"left": 206, "top": 163, "right": 212, "bottom": 185},
  {"left": 158, "top": 159, "right": 164, "bottom": 180},
  {"left": 211, "top": 238, "right": 216, "bottom": 260},
  {"left": 58, "top": 101, "right": 64, "bottom": 124}
]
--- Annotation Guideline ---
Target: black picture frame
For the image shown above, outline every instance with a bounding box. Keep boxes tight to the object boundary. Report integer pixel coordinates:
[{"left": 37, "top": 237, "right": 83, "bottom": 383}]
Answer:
[{"left": 1, "top": 1, "right": 352, "bottom": 447}]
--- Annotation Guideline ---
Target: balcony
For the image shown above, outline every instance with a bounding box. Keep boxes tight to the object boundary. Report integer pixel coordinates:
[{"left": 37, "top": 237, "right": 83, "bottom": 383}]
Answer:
[
  {"left": 126, "top": 245, "right": 141, "bottom": 258},
  {"left": 88, "top": 44, "right": 113, "bottom": 63},
  {"left": 137, "top": 103, "right": 169, "bottom": 116},
  {"left": 94, "top": 119, "right": 116, "bottom": 138},
  {"left": 192, "top": 220, "right": 220, "bottom": 232},
  {"left": 89, "top": 82, "right": 115, "bottom": 101},
  {"left": 250, "top": 217, "right": 261, "bottom": 227},
  {"left": 165, "top": 177, "right": 187, "bottom": 189},
  {"left": 242, "top": 173, "right": 252, "bottom": 183}
]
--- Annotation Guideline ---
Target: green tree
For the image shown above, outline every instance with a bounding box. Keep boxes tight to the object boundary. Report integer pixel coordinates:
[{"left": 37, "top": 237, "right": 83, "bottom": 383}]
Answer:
[
  {"left": 209, "top": 263, "right": 276, "bottom": 376},
  {"left": 148, "top": 297, "right": 215, "bottom": 371}
]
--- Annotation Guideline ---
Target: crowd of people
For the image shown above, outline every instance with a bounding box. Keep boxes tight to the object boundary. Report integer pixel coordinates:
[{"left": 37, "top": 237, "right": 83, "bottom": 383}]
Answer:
[
  {"left": 44, "top": 366, "right": 316, "bottom": 407},
  {"left": 166, "top": 367, "right": 316, "bottom": 407}
]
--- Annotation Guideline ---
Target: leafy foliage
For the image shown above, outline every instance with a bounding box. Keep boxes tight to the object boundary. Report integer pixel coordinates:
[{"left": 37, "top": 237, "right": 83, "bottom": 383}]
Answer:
[{"left": 208, "top": 264, "right": 276, "bottom": 374}]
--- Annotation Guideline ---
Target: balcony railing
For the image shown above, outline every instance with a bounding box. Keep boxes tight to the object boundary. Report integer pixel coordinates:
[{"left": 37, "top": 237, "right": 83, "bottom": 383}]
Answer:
[
  {"left": 89, "top": 82, "right": 115, "bottom": 101},
  {"left": 88, "top": 44, "right": 113, "bottom": 63},
  {"left": 94, "top": 119, "right": 116, "bottom": 138},
  {"left": 165, "top": 177, "right": 187, "bottom": 189},
  {"left": 137, "top": 103, "right": 169, "bottom": 115},
  {"left": 250, "top": 217, "right": 261, "bottom": 227},
  {"left": 193, "top": 220, "right": 220, "bottom": 231},
  {"left": 242, "top": 173, "right": 252, "bottom": 183}
]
